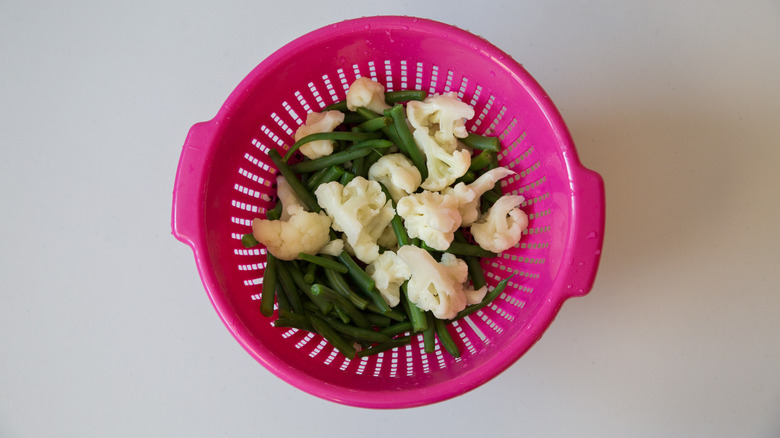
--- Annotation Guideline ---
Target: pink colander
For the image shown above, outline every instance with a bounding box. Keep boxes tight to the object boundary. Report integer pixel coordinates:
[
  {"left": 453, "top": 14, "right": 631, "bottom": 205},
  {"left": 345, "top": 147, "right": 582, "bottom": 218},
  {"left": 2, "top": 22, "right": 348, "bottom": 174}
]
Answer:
[{"left": 171, "top": 15, "right": 605, "bottom": 409}]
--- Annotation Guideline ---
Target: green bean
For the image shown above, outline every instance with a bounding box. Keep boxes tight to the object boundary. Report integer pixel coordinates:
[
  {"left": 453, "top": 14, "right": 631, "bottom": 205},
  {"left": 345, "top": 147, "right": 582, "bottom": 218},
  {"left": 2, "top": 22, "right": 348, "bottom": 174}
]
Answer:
[
  {"left": 380, "top": 321, "right": 412, "bottom": 337},
  {"left": 454, "top": 231, "right": 487, "bottom": 290},
  {"left": 365, "top": 313, "right": 392, "bottom": 328},
  {"left": 288, "top": 147, "right": 373, "bottom": 173},
  {"left": 451, "top": 274, "right": 514, "bottom": 321},
  {"left": 356, "top": 336, "right": 412, "bottom": 358},
  {"left": 305, "top": 165, "right": 345, "bottom": 191},
  {"left": 325, "top": 268, "right": 369, "bottom": 310},
  {"left": 282, "top": 131, "right": 383, "bottom": 162},
  {"left": 377, "top": 182, "right": 411, "bottom": 247},
  {"left": 304, "top": 264, "right": 318, "bottom": 285},
  {"left": 241, "top": 233, "right": 259, "bottom": 248},
  {"left": 355, "top": 107, "right": 403, "bottom": 146},
  {"left": 366, "top": 303, "right": 405, "bottom": 321},
  {"left": 275, "top": 261, "right": 304, "bottom": 314},
  {"left": 351, "top": 139, "right": 394, "bottom": 150},
  {"left": 434, "top": 319, "right": 460, "bottom": 358},
  {"left": 322, "top": 100, "right": 348, "bottom": 112},
  {"left": 320, "top": 317, "right": 392, "bottom": 343},
  {"left": 454, "top": 171, "right": 476, "bottom": 185},
  {"left": 421, "top": 241, "right": 497, "bottom": 258},
  {"left": 266, "top": 202, "right": 282, "bottom": 221},
  {"left": 335, "top": 251, "right": 375, "bottom": 297},
  {"left": 460, "top": 132, "right": 500, "bottom": 152},
  {"left": 342, "top": 112, "right": 365, "bottom": 125},
  {"left": 274, "top": 310, "right": 313, "bottom": 331},
  {"left": 469, "top": 150, "right": 494, "bottom": 172},
  {"left": 310, "top": 284, "right": 370, "bottom": 328},
  {"left": 339, "top": 171, "right": 356, "bottom": 186},
  {"left": 297, "top": 253, "right": 348, "bottom": 274},
  {"left": 260, "top": 254, "right": 278, "bottom": 317},
  {"left": 384, "top": 90, "right": 427, "bottom": 104},
  {"left": 388, "top": 104, "right": 428, "bottom": 181},
  {"left": 481, "top": 188, "right": 502, "bottom": 205},
  {"left": 310, "top": 314, "right": 356, "bottom": 359},
  {"left": 351, "top": 156, "right": 366, "bottom": 179},
  {"left": 268, "top": 149, "right": 320, "bottom": 212},
  {"left": 401, "top": 281, "right": 428, "bottom": 333},
  {"left": 352, "top": 116, "right": 392, "bottom": 133},
  {"left": 422, "top": 312, "right": 436, "bottom": 353}
]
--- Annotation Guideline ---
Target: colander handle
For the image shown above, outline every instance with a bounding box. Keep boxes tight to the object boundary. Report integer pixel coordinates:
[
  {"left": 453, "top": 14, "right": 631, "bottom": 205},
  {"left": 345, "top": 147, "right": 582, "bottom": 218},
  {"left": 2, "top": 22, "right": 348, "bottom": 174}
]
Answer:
[
  {"left": 171, "top": 120, "right": 217, "bottom": 247},
  {"left": 563, "top": 167, "right": 606, "bottom": 297}
]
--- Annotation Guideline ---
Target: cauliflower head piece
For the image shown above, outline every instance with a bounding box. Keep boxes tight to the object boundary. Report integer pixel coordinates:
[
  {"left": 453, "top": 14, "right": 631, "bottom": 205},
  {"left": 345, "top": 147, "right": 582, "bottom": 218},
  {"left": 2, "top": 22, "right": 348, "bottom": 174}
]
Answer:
[
  {"left": 366, "top": 251, "right": 411, "bottom": 307},
  {"left": 442, "top": 167, "right": 515, "bottom": 226},
  {"left": 252, "top": 178, "right": 333, "bottom": 261},
  {"left": 470, "top": 194, "right": 529, "bottom": 253},
  {"left": 396, "top": 191, "right": 462, "bottom": 251},
  {"left": 396, "top": 246, "right": 486, "bottom": 320},
  {"left": 314, "top": 177, "right": 395, "bottom": 264},
  {"left": 406, "top": 93, "right": 475, "bottom": 191},
  {"left": 367, "top": 153, "right": 422, "bottom": 203},
  {"left": 346, "top": 77, "right": 391, "bottom": 114},
  {"left": 293, "top": 110, "right": 345, "bottom": 159}
]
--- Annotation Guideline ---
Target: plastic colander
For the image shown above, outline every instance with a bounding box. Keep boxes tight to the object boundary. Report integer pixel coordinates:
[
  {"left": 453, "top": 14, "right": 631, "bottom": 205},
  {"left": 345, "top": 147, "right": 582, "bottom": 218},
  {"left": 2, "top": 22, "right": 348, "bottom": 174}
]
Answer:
[{"left": 171, "top": 15, "right": 605, "bottom": 409}]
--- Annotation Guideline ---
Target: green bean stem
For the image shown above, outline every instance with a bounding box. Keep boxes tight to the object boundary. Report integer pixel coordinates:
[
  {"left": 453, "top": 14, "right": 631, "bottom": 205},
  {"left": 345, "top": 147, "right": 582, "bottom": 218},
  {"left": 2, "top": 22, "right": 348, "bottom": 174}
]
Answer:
[
  {"left": 401, "top": 281, "right": 428, "bottom": 333},
  {"left": 241, "top": 233, "right": 259, "bottom": 248},
  {"left": 451, "top": 274, "right": 514, "bottom": 321}
]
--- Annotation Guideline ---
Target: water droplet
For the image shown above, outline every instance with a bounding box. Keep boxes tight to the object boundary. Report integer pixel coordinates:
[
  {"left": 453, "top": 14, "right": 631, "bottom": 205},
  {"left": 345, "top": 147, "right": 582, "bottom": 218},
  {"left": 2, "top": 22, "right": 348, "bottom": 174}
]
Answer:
[
  {"left": 401, "top": 25, "right": 409, "bottom": 30},
  {"left": 412, "top": 18, "right": 418, "bottom": 23},
  {"left": 339, "top": 56, "right": 346, "bottom": 64},
  {"left": 586, "top": 231, "right": 598, "bottom": 239},
  {"left": 578, "top": 262, "right": 584, "bottom": 266},
  {"left": 498, "top": 55, "right": 505, "bottom": 60},
  {"left": 578, "top": 288, "right": 584, "bottom": 294},
  {"left": 594, "top": 249, "right": 601, "bottom": 255},
  {"left": 364, "top": 24, "right": 370, "bottom": 30},
  {"left": 567, "top": 284, "right": 573, "bottom": 289},
  {"left": 489, "top": 71, "right": 496, "bottom": 77}
]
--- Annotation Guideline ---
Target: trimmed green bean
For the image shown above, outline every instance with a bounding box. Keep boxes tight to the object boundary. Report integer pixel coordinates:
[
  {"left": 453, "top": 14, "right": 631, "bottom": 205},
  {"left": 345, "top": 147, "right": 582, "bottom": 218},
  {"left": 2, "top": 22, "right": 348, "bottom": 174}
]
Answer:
[
  {"left": 451, "top": 274, "right": 514, "bottom": 321},
  {"left": 322, "top": 100, "right": 348, "bottom": 112},
  {"left": 325, "top": 268, "right": 369, "bottom": 310},
  {"left": 481, "top": 188, "right": 502, "bottom": 205},
  {"left": 422, "top": 312, "right": 436, "bottom": 353},
  {"left": 356, "top": 336, "right": 412, "bottom": 358},
  {"left": 275, "top": 261, "right": 304, "bottom": 314},
  {"left": 305, "top": 165, "right": 345, "bottom": 191},
  {"left": 401, "top": 281, "right": 428, "bottom": 333},
  {"left": 310, "top": 314, "right": 356, "bottom": 359},
  {"left": 454, "top": 231, "right": 487, "bottom": 290},
  {"left": 288, "top": 147, "right": 373, "bottom": 173},
  {"left": 320, "top": 317, "right": 392, "bottom": 343},
  {"left": 261, "top": 254, "right": 278, "bottom": 317},
  {"left": 454, "top": 171, "right": 476, "bottom": 185},
  {"left": 335, "top": 251, "right": 375, "bottom": 296},
  {"left": 339, "top": 171, "right": 356, "bottom": 186},
  {"left": 384, "top": 90, "right": 427, "bottom": 104},
  {"left": 460, "top": 132, "right": 500, "bottom": 152},
  {"left": 342, "top": 112, "right": 365, "bottom": 125},
  {"left": 310, "top": 284, "right": 370, "bottom": 329},
  {"left": 434, "top": 319, "right": 460, "bottom": 358},
  {"left": 352, "top": 116, "right": 392, "bottom": 133},
  {"left": 380, "top": 321, "right": 412, "bottom": 337},
  {"left": 365, "top": 313, "right": 392, "bottom": 328},
  {"left": 274, "top": 310, "right": 313, "bottom": 331},
  {"left": 388, "top": 104, "right": 427, "bottom": 181},
  {"left": 469, "top": 150, "right": 494, "bottom": 172},
  {"left": 282, "top": 131, "right": 382, "bottom": 162},
  {"left": 421, "top": 241, "right": 497, "bottom": 258},
  {"left": 268, "top": 149, "right": 320, "bottom": 212},
  {"left": 241, "top": 233, "right": 259, "bottom": 248},
  {"left": 297, "top": 253, "right": 348, "bottom": 274},
  {"left": 355, "top": 107, "right": 403, "bottom": 147}
]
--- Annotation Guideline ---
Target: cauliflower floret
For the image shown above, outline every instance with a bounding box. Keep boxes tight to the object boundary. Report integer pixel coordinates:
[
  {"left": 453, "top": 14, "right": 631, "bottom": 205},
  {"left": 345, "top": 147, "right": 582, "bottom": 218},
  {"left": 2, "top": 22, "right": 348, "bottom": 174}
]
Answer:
[
  {"left": 396, "top": 246, "right": 486, "bottom": 319},
  {"left": 396, "top": 191, "right": 461, "bottom": 251},
  {"left": 367, "top": 153, "right": 422, "bottom": 203},
  {"left": 314, "top": 177, "right": 395, "bottom": 264},
  {"left": 366, "top": 251, "right": 411, "bottom": 307},
  {"left": 442, "top": 167, "right": 516, "bottom": 226},
  {"left": 407, "top": 92, "right": 474, "bottom": 145},
  {"left": 293, "top": 110, "right": 345, "bottom": 159},
  {"left": 318, "top": 238, "right": 344, "bottom": 256},
  {"left": 346, "top": 77, "right": 391, "bottom": 114},
  {"left": 406, "top": 93, "right": 475, "bottom": 191},
  {"left": 470, "top": 194, "right": 529, "bottom": 253},
  {"left": 251, "top": 175, "right": 332, "bottom": 260},
  {"left": 439, "top": 253, "right": 488, "bottom": 305}
]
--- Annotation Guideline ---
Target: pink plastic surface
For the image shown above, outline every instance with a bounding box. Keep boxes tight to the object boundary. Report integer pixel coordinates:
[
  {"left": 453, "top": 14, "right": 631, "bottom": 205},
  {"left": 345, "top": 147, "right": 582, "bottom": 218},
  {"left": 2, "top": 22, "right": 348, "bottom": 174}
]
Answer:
[{"left": 171, "top": 15, "right": 605, "bottom": 409}]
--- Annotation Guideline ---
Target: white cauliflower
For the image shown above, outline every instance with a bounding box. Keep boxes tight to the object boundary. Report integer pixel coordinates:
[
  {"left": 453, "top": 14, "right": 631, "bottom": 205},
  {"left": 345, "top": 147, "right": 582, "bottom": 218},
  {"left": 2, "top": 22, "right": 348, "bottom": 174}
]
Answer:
[
  {"left": 407, "top": 92, "right": 474, "bottom": 145},
  {"left": 314, "top": 177, "right": 395, "bottom": 264},
  {"left": 396, "top": 191, "right": 461, "bottom": 251},
  {"left": 396, "top": 246, "right": 486, "bottom": 319},
  {"left": 406, "top": 92, "right": 475, "bottom": 191},
  {"left": 470, "top": 194, "right": 529, "bottom": 253},
  {"left": 318, "top": 238, "right": 344, "bottom": 256},
  {"left": 367, "top": 153, "right": 422, "bottom": 203},
  {"left": 366, "top": 251, "right": 411, "bottom": 307},
  {"left": 251, "top": 177, "right": 332, "bottom": 260},
  {"left": 346, "top": 77, "right": 391, "bottom": 114},
  {"left": 293, "top": 110, "right": 345, "bottom": 159},
  {"left": 442, "top": 167, "right": 515, "bottom": 226}
]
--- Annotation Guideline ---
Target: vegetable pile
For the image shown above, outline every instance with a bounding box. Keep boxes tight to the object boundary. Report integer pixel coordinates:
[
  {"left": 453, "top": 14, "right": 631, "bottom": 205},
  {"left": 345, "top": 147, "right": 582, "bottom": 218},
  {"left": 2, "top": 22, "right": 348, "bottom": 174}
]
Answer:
[{"left": 241, "top": 77, "right": 529, "bottom": 359}]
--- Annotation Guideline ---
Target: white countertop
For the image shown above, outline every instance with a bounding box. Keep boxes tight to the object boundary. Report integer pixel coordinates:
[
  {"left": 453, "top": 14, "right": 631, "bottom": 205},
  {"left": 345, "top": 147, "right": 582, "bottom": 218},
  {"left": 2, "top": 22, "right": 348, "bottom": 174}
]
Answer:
[{"left": 2, "top": 1, "right": 778, "bottom": 437}]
